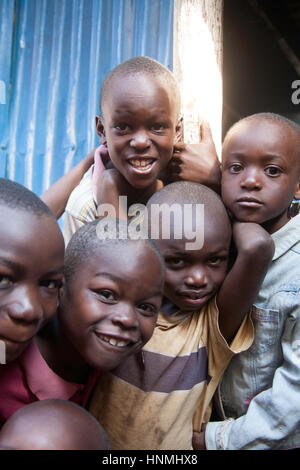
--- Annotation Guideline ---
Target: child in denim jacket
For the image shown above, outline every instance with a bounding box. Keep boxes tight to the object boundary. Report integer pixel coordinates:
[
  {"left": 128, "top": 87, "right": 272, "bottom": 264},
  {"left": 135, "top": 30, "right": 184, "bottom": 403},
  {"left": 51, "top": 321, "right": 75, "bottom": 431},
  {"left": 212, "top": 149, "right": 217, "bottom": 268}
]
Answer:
[{"left": 199, "top": 113, "right": 300, "bottom": 450}]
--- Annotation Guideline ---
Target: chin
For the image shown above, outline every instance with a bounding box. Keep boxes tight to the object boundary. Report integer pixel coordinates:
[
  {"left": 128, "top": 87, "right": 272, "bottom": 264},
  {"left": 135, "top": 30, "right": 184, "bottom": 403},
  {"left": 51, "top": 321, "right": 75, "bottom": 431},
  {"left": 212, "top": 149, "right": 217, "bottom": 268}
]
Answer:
[
  {"left": 5, "top": 343, "right": 29, "bottom": 364},
  {"left": 177, "top": 302, "right": 202, "bottom": 313},
  {"left": 129, "top": 176, "right": 157, "bottom": 190},
  {"left": 232, "top": 212, "right": 264, "bottom": 224}
]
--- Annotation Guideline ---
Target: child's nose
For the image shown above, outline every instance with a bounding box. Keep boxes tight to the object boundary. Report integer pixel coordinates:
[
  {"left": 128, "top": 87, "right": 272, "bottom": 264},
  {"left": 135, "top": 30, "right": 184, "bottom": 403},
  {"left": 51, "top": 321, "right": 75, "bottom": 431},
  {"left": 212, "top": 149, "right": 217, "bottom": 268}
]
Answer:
[
  {"left": 111, "top": 304, "right": 139, "bottom": 330},
  {"left": 7, "top": 287, "right": 43, "bottom": 325},
  {"left": 130, "top": 130, "right": 151, "bottom": 150},
  {"left": 240, "top": 168, "right": 262, "bottom": 190},
  {"left": 184, "top": 268, "right": 208, "bottom": 288}
]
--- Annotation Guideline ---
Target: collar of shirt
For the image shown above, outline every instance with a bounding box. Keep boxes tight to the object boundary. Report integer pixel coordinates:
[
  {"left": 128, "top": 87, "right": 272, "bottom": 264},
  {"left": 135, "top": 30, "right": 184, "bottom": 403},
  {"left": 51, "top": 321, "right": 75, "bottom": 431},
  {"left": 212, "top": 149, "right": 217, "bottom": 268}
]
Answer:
[
  {"left": 19, "top": 340, "right": 89, "bottom": 401},
  {"left": 271, "top": 213, "right": 300, "bottom": 261}
]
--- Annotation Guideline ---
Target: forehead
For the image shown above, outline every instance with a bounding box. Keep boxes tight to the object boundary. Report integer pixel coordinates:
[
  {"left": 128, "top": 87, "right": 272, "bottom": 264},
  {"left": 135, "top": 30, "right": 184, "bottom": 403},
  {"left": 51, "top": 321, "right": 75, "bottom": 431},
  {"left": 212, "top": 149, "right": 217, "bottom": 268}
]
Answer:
[
  {"left": 75, "top": 241, "right": 163, "bottom": 281},
  {"left": 155, "top": 208, "right": 231, "bottom": 255},
  {"left": 223, "top": 119, "right": 298, "bottom": 162},
  {"left": 0, "top": 206, "right": 63, "bottom": 252},
  {"left": 103, "top": 74, "right": 177, "bottom": 118}
]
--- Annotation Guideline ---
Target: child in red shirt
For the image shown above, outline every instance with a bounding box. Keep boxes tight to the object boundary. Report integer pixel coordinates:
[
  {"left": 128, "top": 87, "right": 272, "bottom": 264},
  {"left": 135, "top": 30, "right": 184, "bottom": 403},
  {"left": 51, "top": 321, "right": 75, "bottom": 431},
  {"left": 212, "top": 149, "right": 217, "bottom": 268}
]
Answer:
[{"left": 0, "top": 179, "right": 164, "bottom": 425}]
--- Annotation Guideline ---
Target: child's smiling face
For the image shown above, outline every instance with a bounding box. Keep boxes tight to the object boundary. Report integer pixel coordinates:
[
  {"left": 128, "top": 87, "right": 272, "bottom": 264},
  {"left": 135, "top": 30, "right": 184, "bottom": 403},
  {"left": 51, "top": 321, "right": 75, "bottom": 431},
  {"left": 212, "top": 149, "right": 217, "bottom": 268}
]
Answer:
[
  {"left": 0, "top": 207, "right": 64, "bottom": 363},
  {"left": 221, "top": 119, "right": 300, "bottom": 233},
  {"left": 98, "top": 74, "right": 181, "bottom": 190},
  {"left": 59, "top": 240, "right": 164, "bottom": 371}
]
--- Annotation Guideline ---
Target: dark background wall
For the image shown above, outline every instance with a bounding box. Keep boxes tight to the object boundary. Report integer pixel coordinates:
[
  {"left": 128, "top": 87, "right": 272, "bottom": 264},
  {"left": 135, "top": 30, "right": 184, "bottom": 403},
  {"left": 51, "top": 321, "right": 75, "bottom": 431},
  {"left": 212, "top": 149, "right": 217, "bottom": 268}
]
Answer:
[{"left": 222, "top": 0, "right": 300, "bottom": 137}]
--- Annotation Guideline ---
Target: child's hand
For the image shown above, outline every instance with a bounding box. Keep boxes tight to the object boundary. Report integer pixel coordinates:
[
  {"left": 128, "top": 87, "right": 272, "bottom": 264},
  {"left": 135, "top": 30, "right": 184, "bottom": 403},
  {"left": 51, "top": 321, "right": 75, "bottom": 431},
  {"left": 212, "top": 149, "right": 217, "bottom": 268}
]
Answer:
[
  {"left": 192, "top": 424, "right": 207, "bottom": 450},
  {"left": 232, "top": 221, "right": 274, "bottom": 261},
  {"left": 163, "top": 122, "right": 221, "bottom": 192}
]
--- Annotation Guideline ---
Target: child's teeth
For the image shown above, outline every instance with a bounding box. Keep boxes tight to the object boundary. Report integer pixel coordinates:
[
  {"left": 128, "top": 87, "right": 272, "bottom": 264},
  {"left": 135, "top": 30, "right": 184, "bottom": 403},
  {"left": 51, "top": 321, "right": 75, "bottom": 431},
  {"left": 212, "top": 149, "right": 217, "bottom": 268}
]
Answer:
[
  {"left": 130, "top": 159, "right": 152, "bottom": 168},
  {"left": 100, "top": 335, "right": 128, "bottom": 347}
]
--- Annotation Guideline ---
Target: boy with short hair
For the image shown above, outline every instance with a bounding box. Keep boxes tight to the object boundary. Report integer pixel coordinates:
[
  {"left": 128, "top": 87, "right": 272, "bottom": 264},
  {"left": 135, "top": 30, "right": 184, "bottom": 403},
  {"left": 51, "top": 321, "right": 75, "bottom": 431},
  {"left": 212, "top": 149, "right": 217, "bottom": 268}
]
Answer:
[
  {"left": 0, "top": 178, "right": 65, "bottom": 365},
  {"left": 89, "top": 181, "right": 274, "bottom": 450},
  {"left": 63, "top": 56, "right": 221, "bottom": 243},
  {"left": 0, "top": 399, "right": 111, "bottom": 450},
  {"left": 0, "top": 219, "right": 165, "bottom": 425},
  {"left": 202, "top": 112, "right": 300, "bottom": 450}
]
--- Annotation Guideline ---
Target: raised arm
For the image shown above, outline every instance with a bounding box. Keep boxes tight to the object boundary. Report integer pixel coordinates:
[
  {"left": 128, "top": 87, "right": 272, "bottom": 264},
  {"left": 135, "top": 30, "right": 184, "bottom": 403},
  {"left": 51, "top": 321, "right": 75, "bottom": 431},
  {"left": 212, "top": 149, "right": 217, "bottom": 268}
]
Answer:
[
  {"left": 217, "top": 222, "right": 274, "bottom": 341},
  {"left": 40, "top": 149, "right": 95, "bottom": 219}
]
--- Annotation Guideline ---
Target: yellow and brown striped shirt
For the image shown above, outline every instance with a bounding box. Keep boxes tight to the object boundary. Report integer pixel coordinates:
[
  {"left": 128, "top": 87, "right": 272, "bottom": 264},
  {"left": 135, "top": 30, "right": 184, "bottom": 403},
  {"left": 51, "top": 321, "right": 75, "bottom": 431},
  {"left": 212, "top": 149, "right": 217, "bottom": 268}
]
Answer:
[{"left": 89, "top": 298, "right": 253, "bottom": 450}]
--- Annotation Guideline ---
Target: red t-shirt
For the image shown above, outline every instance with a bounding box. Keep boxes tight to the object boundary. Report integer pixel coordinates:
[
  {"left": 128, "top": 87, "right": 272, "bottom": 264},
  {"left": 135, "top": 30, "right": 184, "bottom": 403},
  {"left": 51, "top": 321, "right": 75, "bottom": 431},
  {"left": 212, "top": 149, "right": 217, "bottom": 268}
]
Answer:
[{"left": 0, "top": 339, "right": 101, "bottom": 426}]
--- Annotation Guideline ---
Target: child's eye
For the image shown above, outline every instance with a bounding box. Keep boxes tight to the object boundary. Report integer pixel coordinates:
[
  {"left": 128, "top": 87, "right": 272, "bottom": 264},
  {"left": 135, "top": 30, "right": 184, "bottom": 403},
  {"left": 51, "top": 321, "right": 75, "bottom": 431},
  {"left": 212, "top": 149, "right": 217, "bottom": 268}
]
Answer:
[
  {"left": 115, "top": 123, "right": 130, "bottom": 133},
  {"left": 165, "top": 257, "right": 184, "bottom": 268},
  {"left": 138, "top": 303, "right": 158, "bottom": 316},
  {"left": 228, "top": 163, "right": 243, "bottom": 173},
  {"left": 208, "top": 257, "right": 221, "bottom": 265},
  {"left": 151, "top": 122, "right": 167, "bottom": 133},
  {"left": 0, "top": 276, "right": 13, "bottom": 289},
  {"left": 98, "top": 289, "right": 116, "bottom": 302},
  {"left": 40, "top": 279, "right": 63, "bottom": 290},
  {"left": 265, "top": 166, "right": 282, "bottom": 177},
  {"left": 208, "top": 256, "right": 227, "bottom": 266}
]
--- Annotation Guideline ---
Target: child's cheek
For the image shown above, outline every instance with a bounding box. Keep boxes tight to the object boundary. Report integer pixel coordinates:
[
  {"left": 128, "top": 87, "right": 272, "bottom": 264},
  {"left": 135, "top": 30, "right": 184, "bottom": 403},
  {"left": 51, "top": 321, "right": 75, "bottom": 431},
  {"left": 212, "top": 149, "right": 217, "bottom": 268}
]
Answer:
[{"left": 163, "top": 273, "right": 178, "bottom": 299}]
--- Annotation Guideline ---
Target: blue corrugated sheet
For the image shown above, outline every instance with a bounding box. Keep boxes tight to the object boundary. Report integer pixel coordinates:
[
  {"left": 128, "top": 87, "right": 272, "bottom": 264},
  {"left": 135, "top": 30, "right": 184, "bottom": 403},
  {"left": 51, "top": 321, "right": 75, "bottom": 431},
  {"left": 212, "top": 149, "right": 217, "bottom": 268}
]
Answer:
[
  {"left": 0, "top": 0, "right": 174, "bottom": 195},
  {"left": 0, "top": 0, "right": 15, "bottom": 177}
]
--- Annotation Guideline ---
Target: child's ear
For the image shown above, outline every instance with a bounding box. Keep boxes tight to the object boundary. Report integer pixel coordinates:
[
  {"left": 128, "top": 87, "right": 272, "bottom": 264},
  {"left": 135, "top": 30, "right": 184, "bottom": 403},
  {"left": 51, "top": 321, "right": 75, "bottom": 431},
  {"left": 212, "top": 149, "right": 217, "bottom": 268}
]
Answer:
[
  {"left": 95, "top": 115, "right": 106, "bottom": 145},
  {"left": 294, "top": 180, "right": 300, "bottom": 200},
  {"left": 174, "top": 116, "right": 183, "bottom": 144}
]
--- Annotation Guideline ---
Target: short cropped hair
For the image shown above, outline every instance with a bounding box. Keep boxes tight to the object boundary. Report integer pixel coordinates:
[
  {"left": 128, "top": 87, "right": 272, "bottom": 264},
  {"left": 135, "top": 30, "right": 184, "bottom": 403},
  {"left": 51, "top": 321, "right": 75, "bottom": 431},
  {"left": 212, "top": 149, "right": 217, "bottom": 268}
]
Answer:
[
  {"left": 147, "top": 180, "right": 227, "bottom": 214},
  {"left": 223, "top": 112, "right": 300, "bottom": 160},
  {"left": 100, "top": 56, "right": 181, "bottom": 116},
  {"left": 64, "top": 218, "right": 165, "bottom": 283},
  {"left": 0, "top": 178, "right": 55, "bottom": 219},
  {"left": 146, "top": 181, "right": 231, "bottom": 241}
]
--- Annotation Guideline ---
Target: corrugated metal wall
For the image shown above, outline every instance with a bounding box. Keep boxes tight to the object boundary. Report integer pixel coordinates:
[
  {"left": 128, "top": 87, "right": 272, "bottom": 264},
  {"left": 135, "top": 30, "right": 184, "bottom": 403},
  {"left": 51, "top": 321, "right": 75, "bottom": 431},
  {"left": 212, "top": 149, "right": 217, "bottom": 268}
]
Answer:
[{"left": 0, "top": 0, "right": 174, "bottom": 196}]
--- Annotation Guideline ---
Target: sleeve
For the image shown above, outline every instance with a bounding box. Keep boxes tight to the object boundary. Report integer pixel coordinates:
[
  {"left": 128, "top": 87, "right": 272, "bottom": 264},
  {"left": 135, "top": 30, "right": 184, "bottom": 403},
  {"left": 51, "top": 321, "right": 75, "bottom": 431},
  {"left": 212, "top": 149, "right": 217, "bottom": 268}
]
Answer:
[
  {"left": 63, "top": 211, "right": 86, "bottom": 246},
  {"left": 62, "top": 167, "right": 97, "bottom": 245},
  {"left": 205, "top": 305, "right": 300, "bottom": 450},
  {"left": 192, "top": 300, "right": 254, "bottom": 433},
  {"left": 206, "top": 298, "right": 254, "bottom": 373}
]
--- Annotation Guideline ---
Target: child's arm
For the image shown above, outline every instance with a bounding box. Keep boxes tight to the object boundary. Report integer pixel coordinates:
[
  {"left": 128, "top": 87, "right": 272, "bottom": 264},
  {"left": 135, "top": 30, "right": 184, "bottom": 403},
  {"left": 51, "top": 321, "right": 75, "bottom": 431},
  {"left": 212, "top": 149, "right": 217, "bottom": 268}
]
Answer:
[
  {"left": 217, "top": 222, "right": 274, "bottom": 342},
  {"left": 163, "top": 122, "right": 221, "bottom": 193},
  {"left": 40, "top": 149, "right": 95, "bottom": 218}
]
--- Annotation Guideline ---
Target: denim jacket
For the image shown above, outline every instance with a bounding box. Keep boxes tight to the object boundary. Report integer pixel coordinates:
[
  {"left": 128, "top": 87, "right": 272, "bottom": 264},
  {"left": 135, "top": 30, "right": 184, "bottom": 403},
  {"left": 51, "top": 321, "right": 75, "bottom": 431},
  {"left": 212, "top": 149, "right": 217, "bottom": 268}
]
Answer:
[{"left": 205, "top": 214, "right": 300, "bottom": 450}]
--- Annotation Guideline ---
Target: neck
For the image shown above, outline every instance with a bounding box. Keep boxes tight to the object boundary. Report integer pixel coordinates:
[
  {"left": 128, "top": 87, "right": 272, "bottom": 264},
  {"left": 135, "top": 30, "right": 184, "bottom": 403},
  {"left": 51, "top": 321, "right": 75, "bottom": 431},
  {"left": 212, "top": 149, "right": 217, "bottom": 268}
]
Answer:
[
  {"left": 262, "top": 210, "right": 290, "bottom": 234},
  {"left": 36, "top": 317, "right": 90, "bottom": 384},
  {"left": 128, "top": 179, "right": 163, "bottom": 205}
]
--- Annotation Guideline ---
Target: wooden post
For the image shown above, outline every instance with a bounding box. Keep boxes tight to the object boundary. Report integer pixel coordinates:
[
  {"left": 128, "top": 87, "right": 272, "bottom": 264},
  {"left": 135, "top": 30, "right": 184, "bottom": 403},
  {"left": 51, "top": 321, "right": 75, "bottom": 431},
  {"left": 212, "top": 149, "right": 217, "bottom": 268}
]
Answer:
[{"left": 173, "top": 0, "right": 223, "bottom": 157}]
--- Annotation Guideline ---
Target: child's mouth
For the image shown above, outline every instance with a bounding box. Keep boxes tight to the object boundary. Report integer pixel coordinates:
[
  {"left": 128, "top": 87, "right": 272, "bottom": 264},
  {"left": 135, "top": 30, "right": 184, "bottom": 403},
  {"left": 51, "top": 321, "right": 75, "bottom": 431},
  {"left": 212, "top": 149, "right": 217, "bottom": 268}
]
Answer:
[
  {"left": 95, "top": 332, "right": 134, "bottom": 348},
  {"left": 179, "top": 291, "right": 211, "bottom": 305},
  {"left": 128, "top": 158, "right": 156, "bottom": 173},
  {"left": 236, "top": 197, "right": 263, "bottom": 208}
]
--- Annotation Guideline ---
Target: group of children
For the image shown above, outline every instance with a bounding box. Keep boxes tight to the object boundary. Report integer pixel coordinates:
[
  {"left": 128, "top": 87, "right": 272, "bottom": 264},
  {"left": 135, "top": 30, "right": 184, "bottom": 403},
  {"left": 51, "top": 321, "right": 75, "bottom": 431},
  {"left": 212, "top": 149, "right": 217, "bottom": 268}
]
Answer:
[{"left": 0, "top": 56, "right": 299, "bottom": 450}]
